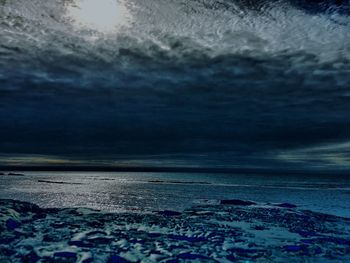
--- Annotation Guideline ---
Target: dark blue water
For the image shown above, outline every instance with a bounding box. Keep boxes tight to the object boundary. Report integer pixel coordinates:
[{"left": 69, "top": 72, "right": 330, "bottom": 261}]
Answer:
[{"left": 1, "top": 0, "right": 350, "bottom": 170}]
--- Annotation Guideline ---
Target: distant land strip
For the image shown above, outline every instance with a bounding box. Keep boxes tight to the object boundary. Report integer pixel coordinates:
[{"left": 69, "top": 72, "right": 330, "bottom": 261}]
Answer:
[
  {"left": 37, "top": 180, "right": 84, "bottom": 185},
  {"left": 0, "top": 165, "right": 349, "bottom": 176}
]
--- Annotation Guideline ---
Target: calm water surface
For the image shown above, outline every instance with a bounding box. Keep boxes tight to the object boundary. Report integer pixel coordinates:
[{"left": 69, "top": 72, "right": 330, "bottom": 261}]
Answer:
[{"left": 0, "top": 172, "right": 349, "bottom": 218}]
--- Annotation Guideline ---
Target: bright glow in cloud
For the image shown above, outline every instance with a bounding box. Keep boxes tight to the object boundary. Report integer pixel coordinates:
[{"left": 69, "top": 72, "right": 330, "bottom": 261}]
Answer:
[
  {"left": 277, "top": 141, "right": 350, "bottom": 168},
  {"left": 67, "top": 0, "right": 130, "bottom": 32}
]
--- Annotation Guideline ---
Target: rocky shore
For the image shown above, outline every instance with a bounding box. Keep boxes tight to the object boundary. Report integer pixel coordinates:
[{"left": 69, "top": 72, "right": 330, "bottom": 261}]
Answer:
[{"left": 0, "top": 199, "right": 349, "bottom": 262}]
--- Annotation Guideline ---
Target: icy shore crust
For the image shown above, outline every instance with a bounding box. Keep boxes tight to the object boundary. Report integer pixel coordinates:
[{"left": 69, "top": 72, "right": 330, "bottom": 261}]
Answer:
[{"left": 0, "top": 199, "right": 349, "bottom": 262}]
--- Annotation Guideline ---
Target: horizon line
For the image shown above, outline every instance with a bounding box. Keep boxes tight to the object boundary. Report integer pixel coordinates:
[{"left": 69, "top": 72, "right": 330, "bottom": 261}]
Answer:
[{"left": 0, "top": 165, "right": 349, "bottom": 176}]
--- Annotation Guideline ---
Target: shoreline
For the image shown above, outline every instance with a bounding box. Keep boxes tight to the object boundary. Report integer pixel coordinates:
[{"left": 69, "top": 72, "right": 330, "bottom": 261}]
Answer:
[{"left": 1, "top": 199, "right": 349, "bottom": 262}]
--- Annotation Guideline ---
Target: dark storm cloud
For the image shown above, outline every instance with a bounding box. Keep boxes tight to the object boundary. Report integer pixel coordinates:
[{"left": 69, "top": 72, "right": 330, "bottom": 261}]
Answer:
[{"left": 1, "top": 53, "right": 350, "bottom": 167}]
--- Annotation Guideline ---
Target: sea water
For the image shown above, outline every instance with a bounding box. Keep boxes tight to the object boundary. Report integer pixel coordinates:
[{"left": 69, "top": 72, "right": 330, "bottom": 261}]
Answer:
[{"left": 0, "top": 172, "right": 349, "bottom": 217}]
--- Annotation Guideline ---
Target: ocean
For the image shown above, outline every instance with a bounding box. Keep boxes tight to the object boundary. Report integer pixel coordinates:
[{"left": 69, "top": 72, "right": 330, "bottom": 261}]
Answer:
[
  {"left": 1, "top": 1, "right": 350, "bottom": 261},
  {"left": 1, "top": 171, "right": 349, "bottom": 217}
]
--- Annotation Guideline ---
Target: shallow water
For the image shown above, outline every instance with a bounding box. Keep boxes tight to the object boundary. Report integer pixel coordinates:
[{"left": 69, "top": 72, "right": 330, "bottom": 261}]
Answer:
[{"left": 1, "top": 172, "right": 349, "bottom": 217}]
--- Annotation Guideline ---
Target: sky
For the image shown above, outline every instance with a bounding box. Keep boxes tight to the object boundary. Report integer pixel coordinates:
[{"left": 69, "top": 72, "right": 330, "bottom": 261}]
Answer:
[{"left": 1, "top": 0, "right": 350, "bottom": 170}]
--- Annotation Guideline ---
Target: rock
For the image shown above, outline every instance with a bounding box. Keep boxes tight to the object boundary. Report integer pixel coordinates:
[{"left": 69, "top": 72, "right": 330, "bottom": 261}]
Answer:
[
  {"left": 230, "top": 247, "right": 263, "bottom": 257},
  {"left": 276, "top": 203, "right": 297, "bottom": 208},
  {"left": 226, "top": 254, "right": 236, "bottom": 262},
  {"left": 50, "top": 222, "right": 65, "bottom": 228},
  {"left": 284, "top": 245, "right": 301, "bottom": 252},
  {"left": 283, "top": 245, "right": 307, "bottom": 252},
  {"left": 6, "top": 218, "right": 20, "bottom": 230},
  {"left": 108, "top": 255, "right": 129, "bottom": 263},
  {"left": 147, "top": 233, "right": 161, "bottom": 238},
  {"left": 157, "top": 210, "right": 181, "bottom": 217},
  {"left": 43, "top": 234, "right": 57, "bottom": 242},
  {"left": 53, "top": 252, "right": 77, "bottom": 259},
  {"left": 318, "top": 237, "right": 350, "bottom": 245},
  {"left": 86, "top": 230, "right": 106, "bottom": 236},
  {"left": 0, "top": 247, "right": 16, "bottom": 257},
  {"left": 253, "top": 225, "right": 265, "bottom": 230},
  {"left": 87, "top": 220, "right": 104, "bottom": 228},
  {"left": 87, "top": 237, "right": 112, "bottom": 245},
  {"left": 177, "top": 253, "right": 209, "bottom": 260},
  {"left": 0, "top": 236, "right": 17, "bottom": 244},
  {"left": 220, "top": 199, "right": 256, "bottom": 206},
  {"left": 301, "top": 239, "right": 313, "bottom": 244},
  {"left": 233, "top": 248, "right": 257, "bottom": 253},
  {"left": 314, "top": 247, "right": 322, "bottom": 254},
  {"left": 130, "top": 238, "right": 145, "bottom": 244},
  {"left": 8, "top": 172, "right": 24, "bottom": 176},
  {"left": 33, "top": 212, "right": 46, "bottom": 219},
  {"left": 22, "top": 251, "right": 40, "bottom": 263},
  {"left": 168, "top": 235, "right": 206, "bottom": 242},
  {"left": 294, "top": 230, "right": 317, "bottom": 237},
  {"left": 68, "top": 240, "right": 94, "bottom": 248},
  {"left": 82, "top": 258, "right": 94, "bottom": 263}
]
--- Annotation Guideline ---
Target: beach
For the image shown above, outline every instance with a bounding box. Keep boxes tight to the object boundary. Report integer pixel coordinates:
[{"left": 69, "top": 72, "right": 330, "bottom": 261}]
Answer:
[
  {"left": 1, "top": 172, "right": 350, "bottom": 262},
  {"left": 1, "top": 198, "right": 350, "bottom": 262}
]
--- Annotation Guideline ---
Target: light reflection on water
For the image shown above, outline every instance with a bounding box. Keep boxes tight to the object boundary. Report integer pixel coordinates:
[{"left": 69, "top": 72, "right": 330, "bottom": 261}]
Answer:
[{"left": 0, "top": 172, "right": 349, "bottom": 218}]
